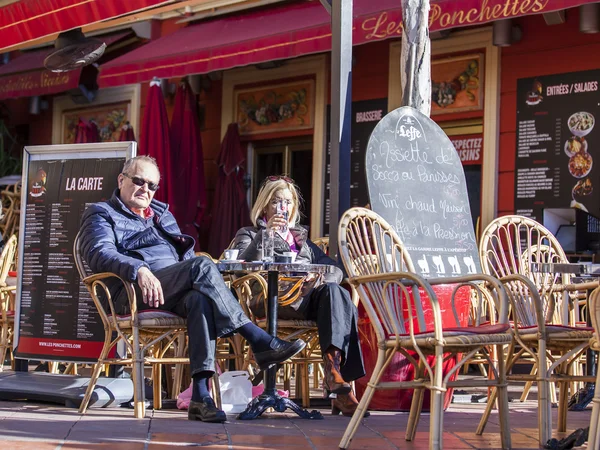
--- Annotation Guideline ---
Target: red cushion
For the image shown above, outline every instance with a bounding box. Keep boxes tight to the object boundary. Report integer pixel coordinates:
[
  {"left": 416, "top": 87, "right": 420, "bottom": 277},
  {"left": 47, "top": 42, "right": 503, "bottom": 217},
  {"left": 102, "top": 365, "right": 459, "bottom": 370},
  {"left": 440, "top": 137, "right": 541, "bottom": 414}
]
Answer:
[
  {"left": 116, "top": 310, "right": 181, "bottom": 319},
  {"left": 442, "top": 323, "right": 510, "bottom": 334},
  {"left": 518, "top": 323, "right": 594, "bottom": 332},
  {"left": 8, "top": 271, "right": 16, "bottom": 277}
]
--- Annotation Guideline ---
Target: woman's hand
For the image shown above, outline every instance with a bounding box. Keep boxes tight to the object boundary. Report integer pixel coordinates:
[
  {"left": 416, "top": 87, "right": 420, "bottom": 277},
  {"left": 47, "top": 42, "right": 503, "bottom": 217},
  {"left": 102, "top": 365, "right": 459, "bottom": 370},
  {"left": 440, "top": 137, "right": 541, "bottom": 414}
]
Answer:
[{"left": 266, "top": 214, "right": 287, "bottom": 231}]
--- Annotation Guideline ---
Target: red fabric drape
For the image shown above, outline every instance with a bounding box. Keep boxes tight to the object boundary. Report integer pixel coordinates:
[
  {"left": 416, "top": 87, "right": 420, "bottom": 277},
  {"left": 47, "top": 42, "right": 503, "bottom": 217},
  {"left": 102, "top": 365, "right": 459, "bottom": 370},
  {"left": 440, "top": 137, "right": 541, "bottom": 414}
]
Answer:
[
  {"left": 118, "top": 122, "right": 135, "bottom": 141},
  {"left": 74, "top": 118, "right": 99, "bottom": 143},
  {"left": 170, "top": 81, "right": 207, "bottom": 250},
  {"left": 139, "top": 81, "right": 171, "bottom": 204},
  {"left": 207, "top": 123, "right": 250, "bottom": 258}
]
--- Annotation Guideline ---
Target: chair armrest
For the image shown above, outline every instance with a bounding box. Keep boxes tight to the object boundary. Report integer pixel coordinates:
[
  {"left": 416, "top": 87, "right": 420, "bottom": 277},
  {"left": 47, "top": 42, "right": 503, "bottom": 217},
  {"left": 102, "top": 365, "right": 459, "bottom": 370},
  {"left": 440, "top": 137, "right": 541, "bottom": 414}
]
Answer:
[
  {"left": 82, "top": 272, "right": 129, "bottom": 285},
  {"left": 349, "top": 270, "right": 441, "bottom": 339},
  {"left": 82, "top": 272, "right": 138, "bottom": 321}
]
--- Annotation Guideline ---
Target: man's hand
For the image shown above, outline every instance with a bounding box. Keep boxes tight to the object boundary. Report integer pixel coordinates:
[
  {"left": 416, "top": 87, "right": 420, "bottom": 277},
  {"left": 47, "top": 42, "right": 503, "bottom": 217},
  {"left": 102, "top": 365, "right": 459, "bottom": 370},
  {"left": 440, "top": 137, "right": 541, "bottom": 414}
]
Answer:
[{"left": 137, "top": 267, "right": 164, "bottom": 308}]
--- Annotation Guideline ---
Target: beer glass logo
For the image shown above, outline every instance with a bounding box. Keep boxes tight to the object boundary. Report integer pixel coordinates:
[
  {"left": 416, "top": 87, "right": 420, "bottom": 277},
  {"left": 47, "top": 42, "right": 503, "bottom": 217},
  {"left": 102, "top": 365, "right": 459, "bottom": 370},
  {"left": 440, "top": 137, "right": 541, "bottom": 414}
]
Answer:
[{"left": 30, "top": 168, "right": 47, "bottom": 198}]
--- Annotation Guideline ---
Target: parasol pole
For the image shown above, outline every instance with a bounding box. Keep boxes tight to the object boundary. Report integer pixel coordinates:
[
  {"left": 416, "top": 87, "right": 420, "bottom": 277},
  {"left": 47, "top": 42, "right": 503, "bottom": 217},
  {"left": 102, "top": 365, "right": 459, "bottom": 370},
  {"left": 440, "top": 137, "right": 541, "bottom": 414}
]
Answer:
[
  {"left": 401, "top": 0, "right": 431, "bottom": 116},
  {"left": 323, "top": 0, "right": 352, "bottom": 258}
]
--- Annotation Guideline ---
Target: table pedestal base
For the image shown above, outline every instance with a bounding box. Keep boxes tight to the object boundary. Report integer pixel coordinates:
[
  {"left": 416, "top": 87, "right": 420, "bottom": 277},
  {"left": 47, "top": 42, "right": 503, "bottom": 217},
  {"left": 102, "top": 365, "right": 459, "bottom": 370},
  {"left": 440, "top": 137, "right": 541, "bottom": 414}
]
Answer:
[
  {"left": 544, "top": 427, "right": 589, "bottom": 450},
  {"left": 238, "top": 393, "right": 323, "bottom": 420}
]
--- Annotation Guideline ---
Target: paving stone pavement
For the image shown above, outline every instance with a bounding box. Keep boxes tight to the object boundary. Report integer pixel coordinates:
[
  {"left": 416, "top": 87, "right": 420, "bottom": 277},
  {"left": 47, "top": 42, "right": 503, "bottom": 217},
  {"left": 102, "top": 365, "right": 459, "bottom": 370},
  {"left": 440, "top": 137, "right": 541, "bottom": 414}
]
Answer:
[{"left": 0, "top": 398, "right": 593, "bottom": 450}]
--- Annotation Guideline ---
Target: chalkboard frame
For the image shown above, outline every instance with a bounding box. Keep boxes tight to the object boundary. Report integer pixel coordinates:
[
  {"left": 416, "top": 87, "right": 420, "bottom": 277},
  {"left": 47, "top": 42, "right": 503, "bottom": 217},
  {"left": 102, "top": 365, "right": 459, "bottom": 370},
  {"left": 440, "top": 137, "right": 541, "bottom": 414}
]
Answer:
[{"left": 14, "top": 142, "right": 136, "bottom": 362}]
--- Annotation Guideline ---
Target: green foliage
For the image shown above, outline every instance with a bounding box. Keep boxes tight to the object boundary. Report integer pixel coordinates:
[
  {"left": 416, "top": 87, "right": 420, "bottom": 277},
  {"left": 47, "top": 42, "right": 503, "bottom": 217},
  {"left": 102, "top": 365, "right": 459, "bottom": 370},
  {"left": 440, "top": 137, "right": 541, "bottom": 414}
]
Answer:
[{"left": 0, "top": 120, "right": 21, "bottom": 177}]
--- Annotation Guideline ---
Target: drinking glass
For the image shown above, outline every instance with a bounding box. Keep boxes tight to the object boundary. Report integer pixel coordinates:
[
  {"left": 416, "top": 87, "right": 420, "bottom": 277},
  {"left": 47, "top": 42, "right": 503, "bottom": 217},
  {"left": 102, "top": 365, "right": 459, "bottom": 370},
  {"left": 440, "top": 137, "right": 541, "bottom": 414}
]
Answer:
[
  {"left": 276, "top": 200, "right": 288, "bottom": 236},
  {"left": 262, "top": 229, "right": 274, "bottom": 262}
]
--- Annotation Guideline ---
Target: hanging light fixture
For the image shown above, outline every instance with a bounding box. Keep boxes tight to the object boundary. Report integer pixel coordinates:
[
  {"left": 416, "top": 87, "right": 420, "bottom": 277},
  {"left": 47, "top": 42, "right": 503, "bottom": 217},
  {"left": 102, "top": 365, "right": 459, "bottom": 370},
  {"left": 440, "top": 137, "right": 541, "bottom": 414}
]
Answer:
[
  {"left": 580, "top": 3, "right": 600, "bottom": 34},
  {"left": 493, "top": 19, "right": 522, "bottom": 47}
]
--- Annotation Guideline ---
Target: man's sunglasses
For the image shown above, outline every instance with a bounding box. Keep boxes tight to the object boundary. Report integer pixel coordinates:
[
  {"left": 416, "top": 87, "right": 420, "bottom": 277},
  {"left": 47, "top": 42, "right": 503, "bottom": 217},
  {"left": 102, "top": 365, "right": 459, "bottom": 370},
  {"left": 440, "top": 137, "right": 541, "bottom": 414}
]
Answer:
[
  {"left": 266, "top": 175, "right": 295, "bottom": 184},
  {"left": 122, "top": 173, "right": 160, "bottom": 191}
]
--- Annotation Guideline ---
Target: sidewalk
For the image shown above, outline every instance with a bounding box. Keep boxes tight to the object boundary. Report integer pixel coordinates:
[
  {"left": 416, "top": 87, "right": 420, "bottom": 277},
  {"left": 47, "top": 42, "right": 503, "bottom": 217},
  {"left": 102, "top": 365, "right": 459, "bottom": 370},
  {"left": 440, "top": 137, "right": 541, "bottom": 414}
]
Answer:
[{"left": 0, "top": 397, "right": 592, "bottom": 450}]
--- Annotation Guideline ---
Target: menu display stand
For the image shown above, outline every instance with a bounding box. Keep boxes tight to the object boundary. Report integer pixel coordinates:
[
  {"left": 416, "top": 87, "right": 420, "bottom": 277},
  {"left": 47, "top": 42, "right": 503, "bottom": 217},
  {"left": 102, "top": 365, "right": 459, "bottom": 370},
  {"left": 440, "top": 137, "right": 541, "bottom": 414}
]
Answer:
[{"left": 0, "top": 142, "right": 136, "bottom": 408}]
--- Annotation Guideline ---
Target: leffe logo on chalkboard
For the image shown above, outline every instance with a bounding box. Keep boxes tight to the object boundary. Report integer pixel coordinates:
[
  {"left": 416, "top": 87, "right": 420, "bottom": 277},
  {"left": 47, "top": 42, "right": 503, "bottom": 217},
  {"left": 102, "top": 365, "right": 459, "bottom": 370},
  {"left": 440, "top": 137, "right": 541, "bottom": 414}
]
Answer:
[
  {"left": 395, "top": 117, "right": 422, "bottom": 142},
  {"left": 29, "top": 168, "right": 47, "bottom": 198}
]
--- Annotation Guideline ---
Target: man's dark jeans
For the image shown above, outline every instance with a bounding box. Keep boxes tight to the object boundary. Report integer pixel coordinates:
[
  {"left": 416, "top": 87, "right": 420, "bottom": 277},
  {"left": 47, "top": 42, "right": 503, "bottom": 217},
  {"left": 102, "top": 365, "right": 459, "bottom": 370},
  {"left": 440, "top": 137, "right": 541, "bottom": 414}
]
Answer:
[{"left": 113, "top": 256, "right": 250, "bottom": 376}]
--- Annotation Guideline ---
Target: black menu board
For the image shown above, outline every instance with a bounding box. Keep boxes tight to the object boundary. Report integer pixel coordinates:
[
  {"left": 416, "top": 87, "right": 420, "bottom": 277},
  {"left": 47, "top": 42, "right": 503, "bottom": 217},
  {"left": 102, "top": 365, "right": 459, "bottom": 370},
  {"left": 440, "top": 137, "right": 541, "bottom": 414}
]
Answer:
[
  {"left": 15, "top": 143, "right": 135, "bottom": 362},
  {"left": 515, "top": 70, "right": 600, "bottom": 220},
  {"left": 366, "top": 106, "right": 480, "bottom": 278},
  {"left": 322, "top": 98, "right": 387, "bottom": 235}
]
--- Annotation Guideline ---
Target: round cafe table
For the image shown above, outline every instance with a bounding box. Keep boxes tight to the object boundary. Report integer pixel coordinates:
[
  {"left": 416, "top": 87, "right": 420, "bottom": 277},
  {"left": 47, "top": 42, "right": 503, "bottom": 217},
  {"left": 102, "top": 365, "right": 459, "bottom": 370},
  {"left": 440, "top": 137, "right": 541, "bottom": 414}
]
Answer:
[{"left": 216, "top": 261, "right": 336, "bottom": 420}]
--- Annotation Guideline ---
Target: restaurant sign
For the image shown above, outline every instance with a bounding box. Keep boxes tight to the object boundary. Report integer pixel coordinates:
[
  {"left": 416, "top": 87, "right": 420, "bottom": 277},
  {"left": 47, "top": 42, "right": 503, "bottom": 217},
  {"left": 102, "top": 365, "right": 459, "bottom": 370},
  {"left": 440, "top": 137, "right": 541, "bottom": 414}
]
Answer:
[
  {"left": 0, "top": 69, "right": 80, "bottom": 100},
  {"left": 357, "top": 0, "right": 592, "bottom": 43},
  {"left": 450, "top": 134, "right": 483, "bottom": 165}
]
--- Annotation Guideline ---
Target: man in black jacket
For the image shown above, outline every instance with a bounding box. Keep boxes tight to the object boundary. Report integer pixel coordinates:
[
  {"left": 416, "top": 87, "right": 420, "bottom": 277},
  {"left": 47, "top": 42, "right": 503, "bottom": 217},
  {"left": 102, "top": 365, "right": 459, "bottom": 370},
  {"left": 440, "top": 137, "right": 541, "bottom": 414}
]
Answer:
[{"left": 79, "top": 155, "right": 305, "bottom": 423}]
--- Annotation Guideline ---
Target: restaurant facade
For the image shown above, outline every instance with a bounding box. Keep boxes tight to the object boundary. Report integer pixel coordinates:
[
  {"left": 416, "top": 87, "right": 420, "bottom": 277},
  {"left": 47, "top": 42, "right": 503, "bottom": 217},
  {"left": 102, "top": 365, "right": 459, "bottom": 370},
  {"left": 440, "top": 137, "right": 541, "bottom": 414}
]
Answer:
[{"left": 2, "top": 0, "right": 600, "bottom": 249}]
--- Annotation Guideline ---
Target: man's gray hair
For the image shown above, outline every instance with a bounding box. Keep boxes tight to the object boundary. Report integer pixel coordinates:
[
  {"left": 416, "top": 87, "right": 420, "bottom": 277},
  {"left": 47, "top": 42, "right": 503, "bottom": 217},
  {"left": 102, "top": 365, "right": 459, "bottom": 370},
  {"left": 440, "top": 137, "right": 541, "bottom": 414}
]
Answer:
[{"left": 122, "top": 155, "right": 160, "bottom": 179}]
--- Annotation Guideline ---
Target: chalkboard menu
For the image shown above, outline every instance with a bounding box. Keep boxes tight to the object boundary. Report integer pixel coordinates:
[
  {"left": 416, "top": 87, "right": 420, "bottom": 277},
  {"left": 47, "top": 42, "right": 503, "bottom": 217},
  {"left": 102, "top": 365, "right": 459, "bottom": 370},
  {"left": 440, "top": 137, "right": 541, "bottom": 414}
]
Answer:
[
  {"left": 366, "top": 106, "right": 480, "bottom": 278},
  {"left": 15, "top": 142, "right": 135, "bottom": 362},
  {"left": 322, "top": 98, "right": 388, "bottom": 235},
  {"left": 515, "top": 69, "right": 600, "bottom": 221}
]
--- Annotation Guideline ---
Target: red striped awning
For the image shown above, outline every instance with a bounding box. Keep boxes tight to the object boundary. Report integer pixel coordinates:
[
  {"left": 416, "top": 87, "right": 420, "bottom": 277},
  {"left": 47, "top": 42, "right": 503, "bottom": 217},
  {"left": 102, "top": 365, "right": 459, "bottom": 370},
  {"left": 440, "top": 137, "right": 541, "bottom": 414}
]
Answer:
[
  {"left": 0, "top": 31, "right": 131, "bottom": 99},
  {"left": 99, "top": 0, "right": 596, "bottom": 88},
  {"left": 0, "top": 0, "right": 170, "bottom": 51}
]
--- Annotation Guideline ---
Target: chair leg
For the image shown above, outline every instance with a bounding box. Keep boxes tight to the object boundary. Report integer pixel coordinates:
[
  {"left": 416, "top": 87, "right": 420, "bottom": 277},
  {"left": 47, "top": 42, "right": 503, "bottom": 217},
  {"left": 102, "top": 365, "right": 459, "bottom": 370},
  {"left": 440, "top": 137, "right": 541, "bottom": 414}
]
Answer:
[
  {"left": 587, "top": 368, "right": 600, "bottom": 450},
  {"left": 131, "top": 332, "right": 146, "bottom": 418},
  {"left": 301, "top": 362, "right": 310, "bottom": 408},
  {"left": 153, "top": 363, "right": 163, "bottom": 411},
  {"left": 557, "top": 376, "right": 569, "bottom": 433},
  {"left": 429, "top": 388, "right": 444, "bottom": 450},
  {"left": 406, "top": 363, "right": 426, "bottom": 441},
  {"left": 339, "top": 348, "right": 391, "bottom": 449},
  {"left": 79, "top": 361, "right": 106, "bottom": 414},
  {"left": 538, "top": 344, "right": 552, "bottom": 445},
  {"left": 212, "top": 371, "right": 222, "bottom": 410},
  {"left": 0, "top": 321, "right": 8, "bottom": 372},
  {"left": 495, "top": 344, "right": 512, "bottom": 450},
  {"left": 429, "top": 349, "right": 446, "bottom": 450}
]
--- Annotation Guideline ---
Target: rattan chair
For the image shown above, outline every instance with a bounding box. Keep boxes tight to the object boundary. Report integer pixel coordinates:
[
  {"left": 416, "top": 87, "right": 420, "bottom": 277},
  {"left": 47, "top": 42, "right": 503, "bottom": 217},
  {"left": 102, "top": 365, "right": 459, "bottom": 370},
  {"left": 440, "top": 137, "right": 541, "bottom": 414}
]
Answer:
[
  {"left": 478, "top": 215, "right": 596, "bottom": 444},
  {"left": 338, "top": 207, "right": 512, "bottom": 450},
  {"left": 74, "top": 231, "right": 190, "bottom": 417},
  {"left": 0, "top": 183, "right": 20, "bottom": 240},
  {"left": 0, "top": 235, "right": 17, "bottom": 371},
  {"left": 586, "top": 285, "right": 600, "bottom": 449},
  {"left": 312, "top": 236, "right": 329, "bottom": 254}
]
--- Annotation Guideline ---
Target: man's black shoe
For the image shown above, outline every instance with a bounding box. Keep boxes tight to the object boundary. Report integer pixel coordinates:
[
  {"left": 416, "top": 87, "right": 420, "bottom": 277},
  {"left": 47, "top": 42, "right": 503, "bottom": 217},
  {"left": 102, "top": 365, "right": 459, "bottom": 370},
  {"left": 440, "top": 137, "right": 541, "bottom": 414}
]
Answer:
[
  {"left": 188, "top": 396, "right": 227, "bottom": 423},
  {"left": 254, "top": 337, "right": 306, "bottom": 370}
]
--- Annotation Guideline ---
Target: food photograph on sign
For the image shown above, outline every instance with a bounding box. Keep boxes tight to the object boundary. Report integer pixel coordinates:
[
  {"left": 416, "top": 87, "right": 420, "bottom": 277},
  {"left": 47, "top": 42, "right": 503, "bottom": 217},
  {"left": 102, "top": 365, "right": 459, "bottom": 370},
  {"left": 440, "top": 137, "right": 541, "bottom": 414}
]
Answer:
[{"left": 567, "top": 110, "right": 595, "bottom": 211}]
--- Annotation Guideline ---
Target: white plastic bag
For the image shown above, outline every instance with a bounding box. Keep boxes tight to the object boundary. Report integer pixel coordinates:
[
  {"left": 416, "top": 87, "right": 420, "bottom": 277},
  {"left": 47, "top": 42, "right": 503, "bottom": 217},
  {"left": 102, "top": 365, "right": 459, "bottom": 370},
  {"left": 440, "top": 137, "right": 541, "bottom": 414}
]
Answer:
[{"left": 219, "top": 371, "right": 252, "bottom": 414}]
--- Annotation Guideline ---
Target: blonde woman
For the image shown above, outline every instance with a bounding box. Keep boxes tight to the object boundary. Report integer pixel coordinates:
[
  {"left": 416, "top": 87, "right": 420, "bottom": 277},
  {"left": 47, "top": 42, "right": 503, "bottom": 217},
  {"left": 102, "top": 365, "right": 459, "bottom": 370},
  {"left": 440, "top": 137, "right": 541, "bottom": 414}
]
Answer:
[{"left": 232, "top": 176, "right": 367, "bottom": 416}]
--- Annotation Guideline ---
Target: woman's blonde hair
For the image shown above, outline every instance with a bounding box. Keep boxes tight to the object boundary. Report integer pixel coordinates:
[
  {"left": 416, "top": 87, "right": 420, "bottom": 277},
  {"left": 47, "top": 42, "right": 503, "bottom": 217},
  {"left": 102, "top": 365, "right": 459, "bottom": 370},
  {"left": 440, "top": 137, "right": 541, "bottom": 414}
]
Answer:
[{"left": 251, "top": 176, "right": 302, "bottom": 228}]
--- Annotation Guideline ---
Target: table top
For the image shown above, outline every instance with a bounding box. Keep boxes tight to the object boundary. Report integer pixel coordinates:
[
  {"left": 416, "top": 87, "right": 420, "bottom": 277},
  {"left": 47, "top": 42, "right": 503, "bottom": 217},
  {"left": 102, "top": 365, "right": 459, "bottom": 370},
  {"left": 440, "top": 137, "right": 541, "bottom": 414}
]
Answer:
[
  {"left": 215, "top": 261, "right": 337, "bottom": 275},
  {"left": 531, "top": 262, "right": 600, "bottom": 276}
]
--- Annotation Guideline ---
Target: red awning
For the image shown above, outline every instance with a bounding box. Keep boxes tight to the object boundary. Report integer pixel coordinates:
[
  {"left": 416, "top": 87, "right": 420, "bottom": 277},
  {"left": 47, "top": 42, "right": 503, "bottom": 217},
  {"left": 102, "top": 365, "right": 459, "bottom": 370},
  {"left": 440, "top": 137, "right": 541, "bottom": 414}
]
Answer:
[
  {"left": 0, "top": 31, "right": 130, "bottom": 99},
  {"left": 99, "top": 0, "right": 595, "bottom": 87},
  {"left": 0, "top": 0, "right": 170, "bottom": 51}
]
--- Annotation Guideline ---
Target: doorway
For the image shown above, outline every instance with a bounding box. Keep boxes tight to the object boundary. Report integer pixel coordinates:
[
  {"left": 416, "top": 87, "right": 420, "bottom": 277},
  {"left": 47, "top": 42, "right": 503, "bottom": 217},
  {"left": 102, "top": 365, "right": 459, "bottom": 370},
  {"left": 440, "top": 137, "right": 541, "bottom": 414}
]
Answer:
[{"left": 252, "top": 139, "right": 313, "bottom": 226}]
